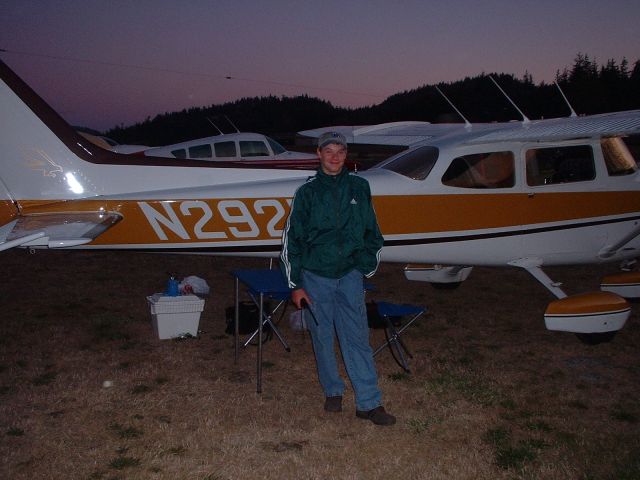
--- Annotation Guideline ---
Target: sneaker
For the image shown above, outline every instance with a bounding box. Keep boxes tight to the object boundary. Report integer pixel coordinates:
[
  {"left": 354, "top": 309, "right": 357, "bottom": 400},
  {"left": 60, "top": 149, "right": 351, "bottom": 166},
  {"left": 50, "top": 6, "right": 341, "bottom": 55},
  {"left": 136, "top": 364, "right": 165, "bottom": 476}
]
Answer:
[
  {"left": 356, "top": 406, "right": 396, "bottom": 426},
  {"left": 324, "top": 395, "right": 342, "bottom": 413}
]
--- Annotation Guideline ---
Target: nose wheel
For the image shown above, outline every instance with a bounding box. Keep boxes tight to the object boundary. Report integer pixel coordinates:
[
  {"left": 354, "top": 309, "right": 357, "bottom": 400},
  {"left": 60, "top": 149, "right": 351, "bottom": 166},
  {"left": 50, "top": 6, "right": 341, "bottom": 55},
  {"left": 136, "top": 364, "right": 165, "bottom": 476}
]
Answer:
[{"left": 575, "top": 331, "right": 617, "bottom": 345}]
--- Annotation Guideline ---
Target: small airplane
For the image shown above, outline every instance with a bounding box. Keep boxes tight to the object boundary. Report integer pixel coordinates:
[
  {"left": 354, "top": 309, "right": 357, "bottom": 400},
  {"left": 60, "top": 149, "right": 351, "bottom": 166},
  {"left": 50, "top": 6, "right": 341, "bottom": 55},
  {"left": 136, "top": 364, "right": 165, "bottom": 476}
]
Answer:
[
  {"left": 112, "top": 131, "right": 319, "bottom": 168},
  {"left": 1, "top": 59, "right": 639, "bottom": 343},
  {"left": 78, "top": 117, "right": 319, "bottom": 166}
]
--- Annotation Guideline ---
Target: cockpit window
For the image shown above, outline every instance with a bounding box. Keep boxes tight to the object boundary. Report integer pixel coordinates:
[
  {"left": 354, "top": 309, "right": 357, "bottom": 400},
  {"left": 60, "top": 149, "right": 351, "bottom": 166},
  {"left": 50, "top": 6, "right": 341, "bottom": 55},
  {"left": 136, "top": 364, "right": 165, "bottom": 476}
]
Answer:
[
  {"left": 188, "top": 144, "right": 212, "bottom": 159},
  {"left": 378, "top": 146, "right": 438, "bottom": 180},
  {"left": 442, "top": 151, "right": 514, "bottom": 189},
  {"left": 526, "top": 145, "right": 595, "bottom": 186},
  {"left": 602, "top": 135, "right": 639, "bottom": 176},
  {"left": 602, "top": 137, "right": 638, "bottom": 175}
]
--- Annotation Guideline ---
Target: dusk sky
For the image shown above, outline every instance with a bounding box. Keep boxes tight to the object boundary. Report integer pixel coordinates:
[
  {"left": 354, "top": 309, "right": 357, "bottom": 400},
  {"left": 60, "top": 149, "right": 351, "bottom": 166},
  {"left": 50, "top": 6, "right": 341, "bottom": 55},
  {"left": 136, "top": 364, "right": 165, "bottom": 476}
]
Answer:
[{"left": 1, "top": 0, "right": 639, "bottom": 132}]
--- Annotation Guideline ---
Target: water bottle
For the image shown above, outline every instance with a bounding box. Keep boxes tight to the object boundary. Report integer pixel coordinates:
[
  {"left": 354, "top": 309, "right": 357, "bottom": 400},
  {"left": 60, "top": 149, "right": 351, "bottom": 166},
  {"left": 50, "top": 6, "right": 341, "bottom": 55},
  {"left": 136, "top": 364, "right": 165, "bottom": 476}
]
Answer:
[{"left": 166, "top": 275, "right": 179, "bottom": 296}]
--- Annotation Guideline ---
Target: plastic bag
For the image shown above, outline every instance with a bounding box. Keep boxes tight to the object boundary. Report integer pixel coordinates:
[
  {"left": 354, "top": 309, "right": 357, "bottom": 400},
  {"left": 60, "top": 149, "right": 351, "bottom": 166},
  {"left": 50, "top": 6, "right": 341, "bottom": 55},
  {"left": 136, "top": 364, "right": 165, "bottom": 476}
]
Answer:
[
  {"left": 289, "top": 309, "right": 308, "bottom": 331},
  {"left": 179, "top": 275, "right": 210, "bottom": 296}
]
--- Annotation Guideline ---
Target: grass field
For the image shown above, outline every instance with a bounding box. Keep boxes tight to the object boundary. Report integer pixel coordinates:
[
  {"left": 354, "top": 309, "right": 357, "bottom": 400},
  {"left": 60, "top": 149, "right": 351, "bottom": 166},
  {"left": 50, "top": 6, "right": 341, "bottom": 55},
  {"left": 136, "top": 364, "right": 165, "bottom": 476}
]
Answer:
[{"left": 1, "top": 250, "right": 638, "bottom": 479}]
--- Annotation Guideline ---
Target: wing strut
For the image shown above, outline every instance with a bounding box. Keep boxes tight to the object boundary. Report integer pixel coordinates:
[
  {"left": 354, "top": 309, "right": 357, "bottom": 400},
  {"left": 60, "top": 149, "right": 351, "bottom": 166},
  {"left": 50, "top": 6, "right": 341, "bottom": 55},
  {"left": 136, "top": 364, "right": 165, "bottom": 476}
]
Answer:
[
  {"left": 508, "top": 258, "right": 567, "bottom": 298},
  {"left": 599, "top": 223, "right": 640, "bottom": 259}
]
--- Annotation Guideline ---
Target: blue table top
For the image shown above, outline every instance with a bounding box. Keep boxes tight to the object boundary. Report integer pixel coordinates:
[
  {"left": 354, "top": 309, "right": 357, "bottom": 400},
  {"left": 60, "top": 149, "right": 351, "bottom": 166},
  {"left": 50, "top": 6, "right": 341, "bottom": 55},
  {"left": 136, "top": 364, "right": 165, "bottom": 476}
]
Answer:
[{"left": 232, "top": 269, "right": 291, "bottom": 298}]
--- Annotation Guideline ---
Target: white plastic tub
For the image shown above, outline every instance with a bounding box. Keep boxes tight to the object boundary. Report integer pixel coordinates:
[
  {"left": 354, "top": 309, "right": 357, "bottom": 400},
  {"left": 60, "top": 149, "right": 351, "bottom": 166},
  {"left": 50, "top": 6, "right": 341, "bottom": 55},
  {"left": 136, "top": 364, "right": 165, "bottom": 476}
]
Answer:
[{"left": 147, "top": 294, "right": 205, "bottom": 339}]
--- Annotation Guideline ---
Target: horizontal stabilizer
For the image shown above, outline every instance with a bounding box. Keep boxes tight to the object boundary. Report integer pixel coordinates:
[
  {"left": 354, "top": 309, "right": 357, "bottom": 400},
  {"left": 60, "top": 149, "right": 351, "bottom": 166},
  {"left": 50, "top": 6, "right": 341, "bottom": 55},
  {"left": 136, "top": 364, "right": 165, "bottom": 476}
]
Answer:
[
  {"left": 5, "top": 211, "right": 122, "bottom": 250},
  {"left": 0, "top": 231, "right": 45, "bottom": 252}
]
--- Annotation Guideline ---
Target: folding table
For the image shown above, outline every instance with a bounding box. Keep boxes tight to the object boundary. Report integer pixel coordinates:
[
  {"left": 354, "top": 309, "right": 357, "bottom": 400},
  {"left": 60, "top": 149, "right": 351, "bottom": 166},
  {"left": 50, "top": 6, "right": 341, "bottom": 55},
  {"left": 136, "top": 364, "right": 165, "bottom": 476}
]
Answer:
[{"left": 231, "top": 269, "right": 291, "bottom": 393}]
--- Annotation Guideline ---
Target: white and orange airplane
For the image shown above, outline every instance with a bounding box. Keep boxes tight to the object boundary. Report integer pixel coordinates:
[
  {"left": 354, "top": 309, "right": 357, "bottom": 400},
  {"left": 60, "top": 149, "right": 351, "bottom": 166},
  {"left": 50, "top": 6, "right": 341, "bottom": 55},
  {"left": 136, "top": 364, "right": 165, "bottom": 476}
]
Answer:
[{"left": 1, "top": 60, "right": 639, "bottom": 342}]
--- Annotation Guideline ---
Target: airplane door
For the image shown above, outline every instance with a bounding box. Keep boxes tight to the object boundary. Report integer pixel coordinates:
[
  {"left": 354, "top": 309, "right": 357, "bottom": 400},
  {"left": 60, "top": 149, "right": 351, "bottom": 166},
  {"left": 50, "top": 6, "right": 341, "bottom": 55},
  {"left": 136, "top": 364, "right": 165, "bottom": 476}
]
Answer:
[{"left": 521, "top": 143, "right": 606, "bottom": 263}]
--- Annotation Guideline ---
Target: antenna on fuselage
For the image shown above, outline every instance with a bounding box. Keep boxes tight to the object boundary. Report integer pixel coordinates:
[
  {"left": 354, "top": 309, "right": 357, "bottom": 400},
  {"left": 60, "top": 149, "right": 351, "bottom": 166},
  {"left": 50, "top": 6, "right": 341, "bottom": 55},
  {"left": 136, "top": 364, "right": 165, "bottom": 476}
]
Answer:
[
  {"left": 206, "top": 117, "right": 224, "bottom": 135},
  {"left": 435, "top": 85, "right": 472, "bottom": 129},
  {"left": 489, "top": 75, "right": 530, "bottom": 124},
  {"left": 224, "top": 115, "right": 240, "bottom": 133},
  {"left": 554, "top": 81, "right": 578, "bottom": 118}
]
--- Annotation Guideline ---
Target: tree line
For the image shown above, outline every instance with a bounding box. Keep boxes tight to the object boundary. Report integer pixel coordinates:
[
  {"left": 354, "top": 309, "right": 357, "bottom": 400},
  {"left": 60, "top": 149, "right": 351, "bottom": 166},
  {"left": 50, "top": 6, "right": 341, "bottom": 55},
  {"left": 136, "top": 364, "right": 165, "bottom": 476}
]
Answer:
[{"left": 106, "top": 54, "right": 640, "bottom": 147}]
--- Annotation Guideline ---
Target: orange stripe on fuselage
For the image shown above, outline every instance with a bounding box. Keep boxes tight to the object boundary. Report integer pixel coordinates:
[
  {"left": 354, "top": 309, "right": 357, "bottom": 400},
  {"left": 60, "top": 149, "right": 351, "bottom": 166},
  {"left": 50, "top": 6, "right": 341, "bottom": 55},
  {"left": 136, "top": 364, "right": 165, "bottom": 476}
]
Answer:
[
  {"left": 16, "top": 190, "right": 640, "bottom": 245},
  {"left": 374, "top": 191, "right": 640, "bottom": 235},
  {"left": 19, "top": 198, "right": 289, "bottom": 244},
  {"left": 0, "top": 199, "right": 18, "bottom": 228}
]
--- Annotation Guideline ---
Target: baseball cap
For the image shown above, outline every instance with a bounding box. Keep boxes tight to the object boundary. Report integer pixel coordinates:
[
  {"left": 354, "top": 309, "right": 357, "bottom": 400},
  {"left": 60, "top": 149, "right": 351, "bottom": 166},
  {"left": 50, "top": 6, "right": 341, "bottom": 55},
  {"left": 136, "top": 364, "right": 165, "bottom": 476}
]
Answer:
[{"left": 318, "top": 131, "right": 348, "bottom": 149}]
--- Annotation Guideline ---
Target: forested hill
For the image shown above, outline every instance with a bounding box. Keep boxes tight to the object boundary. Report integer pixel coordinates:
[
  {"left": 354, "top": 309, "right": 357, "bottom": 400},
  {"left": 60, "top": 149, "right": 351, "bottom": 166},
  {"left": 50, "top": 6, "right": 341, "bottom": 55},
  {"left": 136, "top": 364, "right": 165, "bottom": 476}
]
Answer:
[{"left": 106, "top": 55, "right": 640, "bottom": 147}]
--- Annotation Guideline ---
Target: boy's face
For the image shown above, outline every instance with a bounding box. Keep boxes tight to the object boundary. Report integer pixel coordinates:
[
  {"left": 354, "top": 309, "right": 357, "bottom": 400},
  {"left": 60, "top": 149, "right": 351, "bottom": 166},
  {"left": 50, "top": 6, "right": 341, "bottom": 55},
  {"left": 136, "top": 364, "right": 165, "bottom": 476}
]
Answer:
[{"left": 317, "top": 143, "right": 347, "bottom": 175}]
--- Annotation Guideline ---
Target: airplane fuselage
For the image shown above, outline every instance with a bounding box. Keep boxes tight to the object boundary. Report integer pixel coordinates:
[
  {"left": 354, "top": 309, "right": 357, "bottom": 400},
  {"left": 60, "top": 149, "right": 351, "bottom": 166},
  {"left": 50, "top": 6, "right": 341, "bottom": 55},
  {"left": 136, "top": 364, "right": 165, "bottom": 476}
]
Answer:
[{"left": 1, "top": 59, "right": 639, "bottom": 272}]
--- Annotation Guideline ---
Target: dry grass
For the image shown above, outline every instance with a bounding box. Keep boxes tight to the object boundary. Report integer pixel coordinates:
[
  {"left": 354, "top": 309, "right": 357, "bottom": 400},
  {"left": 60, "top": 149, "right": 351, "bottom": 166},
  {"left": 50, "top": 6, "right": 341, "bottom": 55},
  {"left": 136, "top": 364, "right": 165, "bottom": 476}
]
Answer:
[{"left": 0, "top": 250, "right": 638, "bottom": 480}]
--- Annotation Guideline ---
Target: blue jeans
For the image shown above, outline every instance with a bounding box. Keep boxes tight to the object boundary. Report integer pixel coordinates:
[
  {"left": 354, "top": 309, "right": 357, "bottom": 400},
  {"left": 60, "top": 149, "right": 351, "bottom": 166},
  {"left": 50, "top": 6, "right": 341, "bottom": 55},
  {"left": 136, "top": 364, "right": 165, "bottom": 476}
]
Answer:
[{"left": 302, "top": 269, "right": 382, "bottom": 411}]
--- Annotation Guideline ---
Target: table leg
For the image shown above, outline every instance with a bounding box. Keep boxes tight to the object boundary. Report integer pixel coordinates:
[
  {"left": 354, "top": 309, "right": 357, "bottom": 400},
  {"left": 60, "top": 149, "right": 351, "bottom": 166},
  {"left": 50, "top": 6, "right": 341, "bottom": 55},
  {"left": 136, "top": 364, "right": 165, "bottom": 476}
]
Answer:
[
  {"left": 257, "top": 292, "right": 264, "bottom": 394},
  {"left": 234, "top": 277, "right": 239, "bottom": 364}
]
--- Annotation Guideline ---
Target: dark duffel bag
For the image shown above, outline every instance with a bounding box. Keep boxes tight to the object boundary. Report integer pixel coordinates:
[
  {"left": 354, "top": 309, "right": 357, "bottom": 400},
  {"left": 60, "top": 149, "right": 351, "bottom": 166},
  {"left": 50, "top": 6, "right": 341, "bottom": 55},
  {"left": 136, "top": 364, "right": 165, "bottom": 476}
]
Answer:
[{"left": 225, "top": 301, "right": 272, "bottom": 338}]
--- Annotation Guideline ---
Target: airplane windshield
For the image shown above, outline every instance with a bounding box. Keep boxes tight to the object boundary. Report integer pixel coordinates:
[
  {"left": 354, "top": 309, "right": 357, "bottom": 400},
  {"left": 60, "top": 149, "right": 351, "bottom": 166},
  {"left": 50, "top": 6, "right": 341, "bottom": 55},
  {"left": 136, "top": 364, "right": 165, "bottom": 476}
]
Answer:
[
  {"left": 378, "top": 146, "right": 439, "bottom": 180},
  {"left": 266, "top": 137, "right": 287, "bottom": 155},
  {"left": 601, "top": 136, "right": 638, "bottom": 176},
  {"left": 240, "top": 141, "right": 270, "bottom": 157}
]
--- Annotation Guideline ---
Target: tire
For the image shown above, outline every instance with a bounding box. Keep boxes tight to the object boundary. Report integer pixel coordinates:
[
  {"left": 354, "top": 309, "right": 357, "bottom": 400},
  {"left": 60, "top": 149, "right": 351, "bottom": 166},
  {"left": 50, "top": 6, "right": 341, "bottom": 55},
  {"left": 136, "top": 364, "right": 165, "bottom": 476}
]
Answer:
[
  {"left": 431, "top": 282, "right": 462, "bottom": 290},
  {"left": 575, "top": 331, "right": 617, "bottom": 345}
]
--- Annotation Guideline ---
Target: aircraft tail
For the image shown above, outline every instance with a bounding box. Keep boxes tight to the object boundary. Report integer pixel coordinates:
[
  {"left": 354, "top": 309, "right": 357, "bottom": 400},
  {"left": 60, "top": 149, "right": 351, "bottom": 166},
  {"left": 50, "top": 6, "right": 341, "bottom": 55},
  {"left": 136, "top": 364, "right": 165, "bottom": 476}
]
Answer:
[
  {"left": 0, "top": 60, "right": 308, "bottom": 251},
  {"left": 0, "top": 60, "right": 126, "bottom": 249},
  {"left": 0, "top": 60, "right": 119, "bottom": 204}
]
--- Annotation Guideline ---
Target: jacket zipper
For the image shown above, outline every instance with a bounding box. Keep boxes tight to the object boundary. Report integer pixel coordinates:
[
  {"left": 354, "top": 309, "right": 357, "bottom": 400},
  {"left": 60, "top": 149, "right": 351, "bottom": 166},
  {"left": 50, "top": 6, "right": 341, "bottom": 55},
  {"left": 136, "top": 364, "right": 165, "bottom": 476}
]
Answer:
[{"left": 333, "top": 178, "right": 342, "bottom": 260}]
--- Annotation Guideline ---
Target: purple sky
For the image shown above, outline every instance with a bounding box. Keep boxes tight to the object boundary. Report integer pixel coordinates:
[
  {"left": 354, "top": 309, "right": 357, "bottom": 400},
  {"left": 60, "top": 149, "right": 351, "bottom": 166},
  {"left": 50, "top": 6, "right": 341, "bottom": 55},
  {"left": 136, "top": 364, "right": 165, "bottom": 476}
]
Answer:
[{"left": 2, "top": 0, "right": 639, "bottom": 132}]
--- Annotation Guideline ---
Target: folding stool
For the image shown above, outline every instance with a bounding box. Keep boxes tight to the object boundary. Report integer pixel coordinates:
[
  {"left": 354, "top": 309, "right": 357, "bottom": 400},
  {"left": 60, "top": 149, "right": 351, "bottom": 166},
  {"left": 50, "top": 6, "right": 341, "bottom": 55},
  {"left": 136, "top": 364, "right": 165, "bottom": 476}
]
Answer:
[
  {"left": 372, "top": 301, "right": 426, "bottom": 372},
  {"left": 242, "top": 289, "right": 291, "bottom": 351}
]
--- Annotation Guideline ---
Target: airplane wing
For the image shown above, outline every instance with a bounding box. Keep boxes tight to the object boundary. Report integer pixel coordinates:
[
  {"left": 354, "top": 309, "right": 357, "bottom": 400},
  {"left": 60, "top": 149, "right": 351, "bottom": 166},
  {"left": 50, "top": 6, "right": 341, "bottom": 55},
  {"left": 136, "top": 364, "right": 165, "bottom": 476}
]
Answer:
[
  {"left": 300, "top": 110, "right": 640, "bottom": 148},
  {"left": 298, "top": 122, "right": 467, "bottom": 147},
  {"left": 464, "top": 110, "right": 640, "bottom": 145}
]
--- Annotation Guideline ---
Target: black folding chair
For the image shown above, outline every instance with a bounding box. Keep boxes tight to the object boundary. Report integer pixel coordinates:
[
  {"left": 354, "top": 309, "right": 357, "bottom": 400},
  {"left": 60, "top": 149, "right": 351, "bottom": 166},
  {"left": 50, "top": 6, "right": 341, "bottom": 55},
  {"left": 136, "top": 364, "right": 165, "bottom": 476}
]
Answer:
[{"left": 372, "top": 301, "right": 426, "bottom": 373}]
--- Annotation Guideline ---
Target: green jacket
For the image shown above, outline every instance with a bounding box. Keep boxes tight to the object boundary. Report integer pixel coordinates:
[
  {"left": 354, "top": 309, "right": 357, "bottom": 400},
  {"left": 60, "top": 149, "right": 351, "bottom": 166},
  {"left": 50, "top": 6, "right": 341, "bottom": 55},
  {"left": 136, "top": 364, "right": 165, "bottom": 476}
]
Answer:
[{"left": 280, "top": 167, "right": 384, "bottom": 289}]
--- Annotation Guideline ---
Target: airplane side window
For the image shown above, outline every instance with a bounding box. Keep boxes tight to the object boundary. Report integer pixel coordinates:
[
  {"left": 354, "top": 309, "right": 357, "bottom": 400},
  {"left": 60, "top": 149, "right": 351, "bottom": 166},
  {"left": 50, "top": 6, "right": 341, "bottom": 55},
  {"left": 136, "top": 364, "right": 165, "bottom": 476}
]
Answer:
[
  {"left": 601, "top": 137, "right": 638, "bottom": 176},
  {"left": 188, "top": 144, "right": 212, "bottom": 159},
  {"left": 378, "top": 146, "right": 439, "bottom": 180},
  {"left": 171, "top": 149, "right": 186, "bottom": 159},
  {"left": 214, "top": 141, "right": 237, "bottom": 158},
  {"left": 240, "top": 141, "right": 270, "bottom": 157},
  {"left": 526, "top": 145, "right": 595, "bottom": 186},
  {"left": 442, "top": 151, "right": 514, "bottom": 189}
]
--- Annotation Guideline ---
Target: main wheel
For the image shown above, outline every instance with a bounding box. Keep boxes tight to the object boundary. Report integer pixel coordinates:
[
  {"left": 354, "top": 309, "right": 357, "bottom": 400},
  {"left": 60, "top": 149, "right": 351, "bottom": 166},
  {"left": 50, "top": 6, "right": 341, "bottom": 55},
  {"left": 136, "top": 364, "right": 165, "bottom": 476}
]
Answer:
[{"left": 431, "top": 282, "right": 461, "bottom": 290}]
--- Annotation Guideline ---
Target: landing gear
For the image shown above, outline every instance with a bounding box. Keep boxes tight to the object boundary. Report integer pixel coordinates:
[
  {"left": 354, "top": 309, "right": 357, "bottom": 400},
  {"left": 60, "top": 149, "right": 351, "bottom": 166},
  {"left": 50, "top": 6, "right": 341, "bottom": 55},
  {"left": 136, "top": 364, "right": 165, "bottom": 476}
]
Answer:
[
  {"left": 509, "top": 258, "right": 630, "bottom": 342},
  {"left": 404, "top": 264, "right": 472, "bottom": 287}
]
